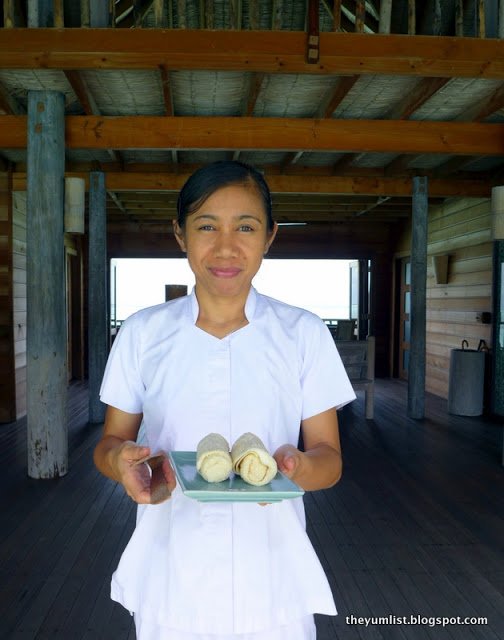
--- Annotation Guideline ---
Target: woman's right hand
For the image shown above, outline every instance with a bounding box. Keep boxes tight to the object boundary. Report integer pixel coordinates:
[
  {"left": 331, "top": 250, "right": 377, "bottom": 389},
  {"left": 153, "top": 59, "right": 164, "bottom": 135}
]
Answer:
[
  {"left": 93, "top": 406, "right": 177, "bottom": 505},
  {"left": 111, "top": 442, "right": 176, "bottom": 504}
]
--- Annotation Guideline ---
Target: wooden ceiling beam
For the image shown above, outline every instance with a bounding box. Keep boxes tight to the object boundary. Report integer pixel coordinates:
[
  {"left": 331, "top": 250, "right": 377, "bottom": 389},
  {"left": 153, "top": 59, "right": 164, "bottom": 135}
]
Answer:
[
  {"left": 316, "top": 75, "right": 360, "bottom": 118},
  {"left": 385, "top": 77, "right": 451, "bottom": 120},
  {"left": 2, "top": 116, "right": 503, "bottom": 156},
  {"left": 2, "top": 30, "right": 504, "bottom": 78},
  {"left": 12, "top": 172, "right": 491, "bottom": 198}
]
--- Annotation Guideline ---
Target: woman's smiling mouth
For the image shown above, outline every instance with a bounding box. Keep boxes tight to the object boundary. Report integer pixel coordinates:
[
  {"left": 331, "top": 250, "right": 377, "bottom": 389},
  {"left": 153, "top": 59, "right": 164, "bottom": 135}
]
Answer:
[{"left": 209, "top": 267, "right": 242, "bottom": 278}]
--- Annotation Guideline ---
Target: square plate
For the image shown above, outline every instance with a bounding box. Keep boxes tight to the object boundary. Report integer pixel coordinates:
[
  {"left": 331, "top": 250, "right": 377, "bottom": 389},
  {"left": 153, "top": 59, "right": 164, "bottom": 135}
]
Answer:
[{"left": 169, "top": 451, "right": 304, "bottom": 502}]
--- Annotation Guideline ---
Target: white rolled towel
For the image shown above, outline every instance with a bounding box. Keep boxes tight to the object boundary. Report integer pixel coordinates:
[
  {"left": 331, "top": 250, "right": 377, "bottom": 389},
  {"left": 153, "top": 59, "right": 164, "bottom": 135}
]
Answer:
[
  {"left": 231, "top": 432, "right": 278, "bottom": 486},
  {"left": 196, "top": 433, "right": 233, "bottom": 483}
]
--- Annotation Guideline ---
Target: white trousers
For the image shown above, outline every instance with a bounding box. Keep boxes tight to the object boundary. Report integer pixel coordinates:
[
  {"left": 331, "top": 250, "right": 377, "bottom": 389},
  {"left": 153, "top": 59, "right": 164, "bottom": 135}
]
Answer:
[{"left": 134, "top": 614, "right": 316, "bottom": 640}]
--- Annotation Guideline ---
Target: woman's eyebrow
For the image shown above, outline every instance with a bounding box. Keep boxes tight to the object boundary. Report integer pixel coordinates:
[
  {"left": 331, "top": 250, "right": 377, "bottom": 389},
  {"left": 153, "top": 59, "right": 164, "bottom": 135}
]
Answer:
[
  {"left": 192, "top": 213, "right": 263, "bottom": 224},
  {"left": 237, "top": 214, "right": 263, "bottom": 224},
  {"left": 191, "top": 213, "right": 217, "bottom": 221}
]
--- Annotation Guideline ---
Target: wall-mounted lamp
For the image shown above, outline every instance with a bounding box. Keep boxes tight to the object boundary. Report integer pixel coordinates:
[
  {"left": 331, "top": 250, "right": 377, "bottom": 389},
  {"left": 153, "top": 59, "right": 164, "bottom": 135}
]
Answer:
[
  {"left": 64, "top": 177, "right": 86, "bottom": 234},
  {"left": 432, "top": 254, "right": 450, "bottom": 285}
]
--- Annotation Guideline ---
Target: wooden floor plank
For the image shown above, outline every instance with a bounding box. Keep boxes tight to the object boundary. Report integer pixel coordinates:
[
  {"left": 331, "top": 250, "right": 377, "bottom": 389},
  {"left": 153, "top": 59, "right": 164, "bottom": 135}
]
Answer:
[{"left": 1, "top": 379, "right": 502, "bottom": 640}]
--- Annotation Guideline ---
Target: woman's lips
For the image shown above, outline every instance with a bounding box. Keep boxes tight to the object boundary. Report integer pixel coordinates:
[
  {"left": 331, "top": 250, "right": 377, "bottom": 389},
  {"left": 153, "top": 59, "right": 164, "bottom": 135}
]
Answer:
[{"left": 209, "top": 267, "right": 242, "bottom": 278}]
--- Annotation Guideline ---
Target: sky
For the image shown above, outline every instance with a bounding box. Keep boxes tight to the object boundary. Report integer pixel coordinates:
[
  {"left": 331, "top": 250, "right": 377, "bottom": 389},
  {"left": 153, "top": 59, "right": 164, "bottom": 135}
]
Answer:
[{"left": 112, "top": 258, "right": 352, "bottom": 322}]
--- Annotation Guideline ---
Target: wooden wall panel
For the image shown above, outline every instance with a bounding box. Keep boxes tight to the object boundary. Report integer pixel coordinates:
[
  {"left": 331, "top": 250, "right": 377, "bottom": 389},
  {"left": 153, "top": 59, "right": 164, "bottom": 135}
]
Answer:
[
  {"left": 12, "top": 192, "right": 27, "bottom": 419},
  {"left": 0, "top": 172, "right": 14, "bottom": 423},
  {"left": 394, "top": 197, "right": 493, "bottom": 400}
]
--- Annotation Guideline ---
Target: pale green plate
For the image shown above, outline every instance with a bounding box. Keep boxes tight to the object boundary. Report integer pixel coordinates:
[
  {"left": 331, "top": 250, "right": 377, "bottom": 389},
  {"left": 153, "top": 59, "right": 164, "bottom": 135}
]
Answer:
[{"left": 169, "top": 451, "right": 304, "bottom": 502}]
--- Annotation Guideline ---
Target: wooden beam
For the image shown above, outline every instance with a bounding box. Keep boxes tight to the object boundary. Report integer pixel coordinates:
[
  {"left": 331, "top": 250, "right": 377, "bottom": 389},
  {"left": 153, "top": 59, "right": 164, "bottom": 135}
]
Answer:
[
  {"left": 2, "top": 30, "right": 504, "bottom": 78},
  {"left": 455, "top": 82, "right": 504, "bottom": 122},
  {"left": 13, "top": 171, "right": 489, "bottom": 199},
  {"left": 315, "top": 75, "right": 360, "bottom": 118},
  {"left": 64, "top": 70, "right": 99, "bottom": 115},
  {"left": 385, "top": 77, "right": 451, "bottom": 120},
  {"left": 0, "top": 81, "right": 24, "bottom": 115},
  {"left": 0, "top": 116, "right": 501, "bottom": 156},
  {"left": 159, "top": 65, "right": 174, "bottom": 116},
  {"left": 63, "top": 70, "right": 120, "bottom": 164}
]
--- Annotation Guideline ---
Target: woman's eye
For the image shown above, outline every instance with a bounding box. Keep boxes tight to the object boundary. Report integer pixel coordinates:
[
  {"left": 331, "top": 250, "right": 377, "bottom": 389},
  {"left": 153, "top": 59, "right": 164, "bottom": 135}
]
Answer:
[
  {"left": 198, "top": 225, "right": 214, "bottom": 231},
  {"left": 239, "top": 225, "right": 254, "bottom": 232}
]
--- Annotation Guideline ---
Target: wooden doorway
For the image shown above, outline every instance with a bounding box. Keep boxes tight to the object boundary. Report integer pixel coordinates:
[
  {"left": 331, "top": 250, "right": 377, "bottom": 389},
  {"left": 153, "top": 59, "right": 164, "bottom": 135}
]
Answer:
[{"left": 397, "top": 257, "right": 411, "bottom": 380}]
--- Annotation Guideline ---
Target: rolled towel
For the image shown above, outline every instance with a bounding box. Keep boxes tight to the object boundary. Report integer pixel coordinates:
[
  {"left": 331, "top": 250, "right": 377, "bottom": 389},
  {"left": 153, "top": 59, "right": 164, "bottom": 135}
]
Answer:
[
  {"left": 196, "top": 433, "right": 233, "bottom": 483},
  {"left": 231, "top": 432, "right": 278, "bottom": 486}
]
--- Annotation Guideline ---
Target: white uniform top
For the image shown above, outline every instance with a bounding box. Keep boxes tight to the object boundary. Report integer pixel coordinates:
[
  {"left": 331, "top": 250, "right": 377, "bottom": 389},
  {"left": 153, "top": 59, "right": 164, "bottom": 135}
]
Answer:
[{"left": 100, "top": 287, "right": 356, "bottom": 636}]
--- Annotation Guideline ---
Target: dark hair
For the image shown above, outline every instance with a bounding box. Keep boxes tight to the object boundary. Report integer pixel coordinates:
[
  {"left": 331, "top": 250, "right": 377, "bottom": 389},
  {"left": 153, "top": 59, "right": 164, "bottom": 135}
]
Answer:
[{"left": 176, "top": 161, "right": 274, "bottom": 231}]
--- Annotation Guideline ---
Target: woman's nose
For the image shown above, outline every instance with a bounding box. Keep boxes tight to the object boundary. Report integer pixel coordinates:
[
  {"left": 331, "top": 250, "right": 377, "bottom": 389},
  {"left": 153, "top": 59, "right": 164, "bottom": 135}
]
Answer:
[{"left": 214, "top": 231, "right": 238, "bottom": 256}]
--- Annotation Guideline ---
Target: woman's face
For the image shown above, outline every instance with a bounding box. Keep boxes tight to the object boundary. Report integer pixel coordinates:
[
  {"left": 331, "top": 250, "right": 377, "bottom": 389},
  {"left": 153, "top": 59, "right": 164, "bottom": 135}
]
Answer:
[{"left": 173, "top": 184, "right": 277, "bottom": 301}]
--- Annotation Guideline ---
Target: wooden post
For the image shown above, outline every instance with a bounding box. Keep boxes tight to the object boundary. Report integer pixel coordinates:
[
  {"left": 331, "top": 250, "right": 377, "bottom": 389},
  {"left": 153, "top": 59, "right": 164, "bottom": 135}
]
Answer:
[
  {"left": 408, "top": 0, "right": 416, "bottom": 34},
  {"left": 455, "top": 0, "right": 464, "bottom": 36},
  {"left": 408, "top": 176, "right": 428, "bottom": 419},
  {"left": 88, "top": 172, "right": 108, "bottom": 424},
  {"left": 478, "top": 0, "right": 486, "bottom": 38},
  {"left": 333, "top": 0, "right": 342, "bottom": 31},
  {"left": 26, "top": 90, "right": 67, "bottom": 478},
  {"left": 27, "top": 0, "right": 54, "bottom": 26},
  {"left": 379, "top": 0, "right": 392, "bottom": 33},
  {"left": 306, "top": 0, "right": 320, "bottom": 63},
  {"left": 355, "top": 0, "right": 365, "bottom": 32},
  {"left": 90, "top": 0, "right": 111, "bottom": 26}
]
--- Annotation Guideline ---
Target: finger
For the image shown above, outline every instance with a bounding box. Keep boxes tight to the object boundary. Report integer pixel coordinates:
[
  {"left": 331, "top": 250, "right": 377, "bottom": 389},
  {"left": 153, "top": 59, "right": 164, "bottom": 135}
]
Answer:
[
  {"left": 162, "top": 458, "right": 177, "bottom": 490},
  {"left": 126, "top": 446, "right": 151, "bottom": 463}
]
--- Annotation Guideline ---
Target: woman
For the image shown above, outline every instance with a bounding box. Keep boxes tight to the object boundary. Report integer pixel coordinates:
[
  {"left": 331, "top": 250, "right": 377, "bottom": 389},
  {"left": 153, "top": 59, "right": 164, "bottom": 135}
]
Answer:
[{"left": 94, "top": 161, "right": 356, "bottom": 640}]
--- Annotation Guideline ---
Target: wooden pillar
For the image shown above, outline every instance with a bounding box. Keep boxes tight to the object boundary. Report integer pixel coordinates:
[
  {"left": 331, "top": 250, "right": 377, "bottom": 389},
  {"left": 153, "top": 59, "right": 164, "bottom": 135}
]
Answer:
[
  {"left": 89, "top": 0, "right": 112, "bottom": 27},
  {"left": 26, "top": 90, "right": 67, "bottom": 478},
  {"left": 408, "top": 176, "right": 428, "bottom": 419},
  {"left": 88, "top": 171, "right": 108, "bottom": 424},
  {"left": 379, "top": 0, "right": 392, "bottom": 33},
  {"left": 27, "top": 0, "right": 53, "bottom": 26}
]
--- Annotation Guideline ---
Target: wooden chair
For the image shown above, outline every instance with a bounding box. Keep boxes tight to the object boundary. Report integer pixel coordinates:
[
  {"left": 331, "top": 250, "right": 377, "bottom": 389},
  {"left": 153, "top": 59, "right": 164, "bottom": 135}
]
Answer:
[{"left": 336, "top": 336, "right": 375, "bottom": 419}]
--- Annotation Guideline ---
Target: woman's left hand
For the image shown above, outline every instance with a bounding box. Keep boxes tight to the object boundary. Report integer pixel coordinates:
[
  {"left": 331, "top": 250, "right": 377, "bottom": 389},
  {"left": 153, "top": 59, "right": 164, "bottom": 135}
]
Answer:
[{"left": 273, "top": 444, "right": 304, "bottom": 482}]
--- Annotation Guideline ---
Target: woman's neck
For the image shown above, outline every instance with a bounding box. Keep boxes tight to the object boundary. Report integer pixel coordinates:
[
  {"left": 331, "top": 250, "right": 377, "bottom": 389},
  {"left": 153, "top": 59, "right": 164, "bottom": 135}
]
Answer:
[{"left": 194, "top": 286, "right": 250, "bottom": 338}]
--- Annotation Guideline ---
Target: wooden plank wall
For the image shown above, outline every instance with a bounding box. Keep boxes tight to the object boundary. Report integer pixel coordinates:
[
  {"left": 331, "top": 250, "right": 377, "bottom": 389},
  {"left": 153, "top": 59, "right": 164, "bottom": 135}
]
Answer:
[
  {"left": 0, "top": 172, "right": 15, "bottom": 423},
  {"left": 12, "top": 191, "right": 27, "bottom": 419},
  {"left": 395, "top": 197, "right": 493, "bottom": 399}
]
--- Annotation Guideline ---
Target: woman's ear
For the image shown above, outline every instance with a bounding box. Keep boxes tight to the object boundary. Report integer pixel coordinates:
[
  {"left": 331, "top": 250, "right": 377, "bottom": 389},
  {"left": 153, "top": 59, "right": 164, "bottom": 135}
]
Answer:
[
  {"left": 264, "top": 222, "right": 278, "bottom": 255},
  {"left": 173, "top": 220, "right": 187, "bottom": 253}
]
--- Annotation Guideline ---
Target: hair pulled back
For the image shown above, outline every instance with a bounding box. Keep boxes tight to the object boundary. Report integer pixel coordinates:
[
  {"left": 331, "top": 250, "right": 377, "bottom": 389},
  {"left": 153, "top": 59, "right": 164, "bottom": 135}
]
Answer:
[{"left": 176, "top": 161, "right": 274, "bottom": 231}]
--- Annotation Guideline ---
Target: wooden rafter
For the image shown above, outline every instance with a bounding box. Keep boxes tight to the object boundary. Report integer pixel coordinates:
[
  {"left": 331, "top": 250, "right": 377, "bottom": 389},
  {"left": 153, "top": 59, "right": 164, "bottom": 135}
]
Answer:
[
  {"left": 64, "top": 70, "right": 100, "bottom": 115},
  {"left": 316, "top": 75, "right": 360, "bottom": 118},
  {"left": 2, "top": 30, "right": 504, "bottom": 78},
  {"left": 159, "top": 65, "right": 178, "bottom": 164},
  {"left": 455, "top": 82, "right": 504, "bottom": 122},
  {"left": 12, "top": 172, "right": 491, "bottom": 198},
  {"left": 0, "top": 81, "right": 24, "bottom": 115},
  {"left": 388, "top": 80, "right": 504, "bottom": 176},
  {"left": 2, "top": 116, "right": 504, "bottom": 156},
  {"left": 332, "top": 76, "right": 450, "bottom": 172},
  {"left": 385, "top": 77, "right": 451, "bottom": 120}
]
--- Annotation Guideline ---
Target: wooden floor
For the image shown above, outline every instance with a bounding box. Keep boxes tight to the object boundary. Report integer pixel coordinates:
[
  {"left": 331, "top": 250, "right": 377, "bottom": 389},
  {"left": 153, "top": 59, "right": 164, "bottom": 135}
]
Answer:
[{"left": 1, "top": 380, "right": 503, "bottom": 640}]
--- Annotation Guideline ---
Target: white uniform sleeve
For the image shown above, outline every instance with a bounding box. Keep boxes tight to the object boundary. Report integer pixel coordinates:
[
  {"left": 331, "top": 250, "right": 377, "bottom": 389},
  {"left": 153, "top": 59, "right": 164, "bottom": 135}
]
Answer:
[
  {"left": 300, "top": 315, "right": 356, "bottom": 420},
  {"left": 100, "top": 315, "right": 145, "bottom": 414}
]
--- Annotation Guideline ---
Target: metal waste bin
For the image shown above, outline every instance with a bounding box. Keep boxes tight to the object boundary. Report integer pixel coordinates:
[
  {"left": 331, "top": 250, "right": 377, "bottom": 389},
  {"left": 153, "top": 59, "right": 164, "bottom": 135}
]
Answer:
[{"left": 448, "top": 346, "right": 485, "bottom": 416}]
